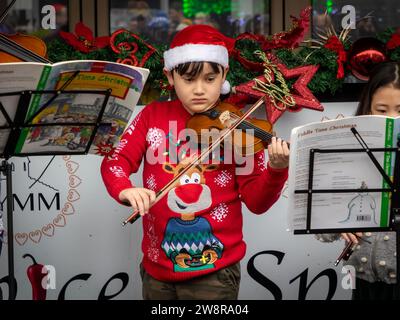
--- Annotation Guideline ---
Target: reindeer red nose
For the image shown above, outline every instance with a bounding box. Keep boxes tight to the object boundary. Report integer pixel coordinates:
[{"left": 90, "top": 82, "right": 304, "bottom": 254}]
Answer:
[{"left": 175, "top": 184, "right": 203, "bottom": 204}]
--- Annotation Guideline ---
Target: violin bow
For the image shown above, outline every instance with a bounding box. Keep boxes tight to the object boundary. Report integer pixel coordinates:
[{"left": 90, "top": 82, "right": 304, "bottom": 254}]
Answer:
[{"left": 122, "top": 96, "right": 266, "bottom": 226}]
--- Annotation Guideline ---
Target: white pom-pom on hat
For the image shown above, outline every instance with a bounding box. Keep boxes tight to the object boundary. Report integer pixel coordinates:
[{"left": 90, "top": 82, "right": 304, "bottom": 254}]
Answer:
[{"left": 221, "top": 80, "right": 231, "bottom": 95}]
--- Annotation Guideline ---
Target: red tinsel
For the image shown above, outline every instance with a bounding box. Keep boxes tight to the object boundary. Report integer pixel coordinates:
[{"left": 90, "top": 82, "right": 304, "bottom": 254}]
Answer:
[
  {"left": 386, "top": 33, "right": 400, "bottom": 50},
  {"left": 110, "top": 29, "right": 158, "bottom": 67},
  {"left": 324, "top": 35, "right": 347, "bottom": 79},
  {"left": 230, "top": 33, "right": 265, "bottom": 72},
  {"left": 263, "top": 6, "right": 311, "bottom": 51},
  {"left": 230, "top": 7, "right": 311, "bottom": 72},
  {"left": 159, "top": 80, "right": 173, "bottom": 91}
]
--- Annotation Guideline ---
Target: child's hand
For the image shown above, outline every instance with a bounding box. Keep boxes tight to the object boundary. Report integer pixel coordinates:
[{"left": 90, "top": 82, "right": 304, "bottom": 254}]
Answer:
[
  {"left": 119, "top": 187, "right": 156, "bottom": 216},
  {"left": 341, "top": 232, "right": 363, "bottom": 244},
  {"left": 267, "top": 137, "right": 289, "bottom": 169}
]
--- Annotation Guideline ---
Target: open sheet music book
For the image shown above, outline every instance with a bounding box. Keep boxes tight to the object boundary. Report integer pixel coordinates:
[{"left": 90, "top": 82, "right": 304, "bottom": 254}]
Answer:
[
  {"left": 287, "top": 115, "right": 400, "bottom": 232},
  {"left": 0, "top": 60, "right": 149, "bottom": 157}
]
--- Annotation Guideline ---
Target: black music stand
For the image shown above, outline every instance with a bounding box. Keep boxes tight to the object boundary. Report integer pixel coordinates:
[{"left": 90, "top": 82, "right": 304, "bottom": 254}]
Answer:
[
  {"left": 0, "top": 88, "right": 111, "bottom": 299},
  {"left": 293, "top": 127, "right": 400, "bottom": 283}
]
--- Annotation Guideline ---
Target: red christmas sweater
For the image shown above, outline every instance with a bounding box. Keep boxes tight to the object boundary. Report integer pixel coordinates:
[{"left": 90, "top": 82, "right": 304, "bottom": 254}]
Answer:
[{"left": 101, "top": 99, "right": 288, "bottom": 282}]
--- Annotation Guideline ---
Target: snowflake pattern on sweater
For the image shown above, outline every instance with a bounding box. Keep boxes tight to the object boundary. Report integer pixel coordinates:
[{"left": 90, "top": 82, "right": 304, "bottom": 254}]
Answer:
[
  {"left": 257, "top": 152, "right": 267, "bottom": 172},
  {"left": 100, "top": 99, "right": 288, "bottom": 282},
  {"left": 214, "top": 170, "right": 233, "bottom": 188},
  {"left": 146, "top": 127, "right": 164, "bottom": 150},
  {"left": 145, "top": 174, "right": 157, "bottom": 192},
  {"left": 211, "top": 203, "right": 229, "bottom": 222}
]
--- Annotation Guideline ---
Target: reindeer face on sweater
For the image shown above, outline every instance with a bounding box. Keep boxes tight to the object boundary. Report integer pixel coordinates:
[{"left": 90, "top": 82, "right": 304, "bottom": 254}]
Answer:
[{"left": 163, "top": 161, "right": 218, "bottom": 215}]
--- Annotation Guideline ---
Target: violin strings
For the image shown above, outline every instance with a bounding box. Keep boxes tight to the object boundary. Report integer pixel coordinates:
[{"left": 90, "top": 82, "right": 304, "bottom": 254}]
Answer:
[
  {"left": 0, "top": 34, "right": 49, "bottom": 63},
  {"left": 206, "top": 104, "right": 274, "bottom": 142},
  {"left": 208, "top": 109, "right": 273, "bottom": 141},
  {"left": 0, "top": 35, "right": 38, "bottom": 60},
  {"left": 228, "top": 113, "right": 274, "bottom": 141}
]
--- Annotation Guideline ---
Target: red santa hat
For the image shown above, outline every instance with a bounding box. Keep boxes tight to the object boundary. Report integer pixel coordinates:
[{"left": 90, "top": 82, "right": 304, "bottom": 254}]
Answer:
[{"left": 164, "top": 24, "right": 235, "bottom": 94}]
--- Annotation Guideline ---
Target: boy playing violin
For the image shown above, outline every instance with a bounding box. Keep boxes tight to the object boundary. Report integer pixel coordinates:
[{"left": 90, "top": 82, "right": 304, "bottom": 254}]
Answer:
[{"left": 101, "top": 24, "right": 289, "bottom": 300}]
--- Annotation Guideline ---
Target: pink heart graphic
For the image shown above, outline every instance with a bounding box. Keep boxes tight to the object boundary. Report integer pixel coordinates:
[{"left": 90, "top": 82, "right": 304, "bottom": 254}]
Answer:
[
  {"left": 69, "top": 175, "right": 82, "bottom": 188},
  {"left": 42, "top": 224, "right": 55, "bottom": 237},
  {"left": 15, "top": 233, "right": 28, "bottom": 246},
  {"left": 53, "top": 214, "right": 66, "bottom": 227},
  {"left": 62, "top": 202, "right": 75, "bottom": 215},
  {"left": 29, "top": 230, "right": 42, "bottom": 243},
  {"left": 66, "top": 161, "right": 79, "bottom": 174},
  {"left": 67, "top": 189, "right": 80, "bottom": 202}
]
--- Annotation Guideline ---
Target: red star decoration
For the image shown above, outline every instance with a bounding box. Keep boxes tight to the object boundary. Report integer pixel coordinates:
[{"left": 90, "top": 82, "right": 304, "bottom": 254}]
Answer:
[{"left": 234, "top": 57, "right": 324, "bottom": 124}]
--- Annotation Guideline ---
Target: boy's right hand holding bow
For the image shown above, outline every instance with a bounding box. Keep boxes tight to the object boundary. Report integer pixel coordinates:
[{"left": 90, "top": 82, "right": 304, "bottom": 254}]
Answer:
[
  {"left": 341, "top": 232, "right": 364, "bottom": 244},
  {"left": 119, "top": 188, "right": 156, "bottom": 216}
]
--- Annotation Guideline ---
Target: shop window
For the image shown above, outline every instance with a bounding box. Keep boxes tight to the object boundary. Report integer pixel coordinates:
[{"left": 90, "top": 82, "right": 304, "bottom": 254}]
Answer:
[
  {"left": 110, "top": 0, "right": 271, "bottom": 45},
  {"left": 0, "top": 0, "right": 69, "bottom": 44},
  {"left": 311, "top": 0, "right": 400, "bottom": 99},
  {"left": 312, "top": 0, "right": 400, "bottom": 41}
]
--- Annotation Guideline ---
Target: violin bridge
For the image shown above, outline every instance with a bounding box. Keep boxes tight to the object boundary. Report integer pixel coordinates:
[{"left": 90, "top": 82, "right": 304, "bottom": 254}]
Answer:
[{"left": 219, "top": 111, "right": 232, "bottom": 127}]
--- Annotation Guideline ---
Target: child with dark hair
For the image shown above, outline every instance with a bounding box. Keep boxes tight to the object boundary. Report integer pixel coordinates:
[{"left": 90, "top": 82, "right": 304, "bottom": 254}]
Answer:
[
  {"left": 101, "top": 25, "right": 289, "bottom": 300},
  {"left": 317, "top": 61, "right": 400, "bottom": 300}
]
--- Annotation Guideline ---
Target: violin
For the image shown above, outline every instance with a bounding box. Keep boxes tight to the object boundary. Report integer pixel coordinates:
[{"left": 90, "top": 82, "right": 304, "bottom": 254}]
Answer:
[
  {"left": 0, "top": 33, "right": 50, "bottom": 63},
  {"left": 0, "top": 0, "right": 50, "bottom": 63},
  {"left": 122, "top": 97, "right": 267, "bottom": 225},
  {"left": 187, "top": 101, "right": 275, "bottom": 156}
]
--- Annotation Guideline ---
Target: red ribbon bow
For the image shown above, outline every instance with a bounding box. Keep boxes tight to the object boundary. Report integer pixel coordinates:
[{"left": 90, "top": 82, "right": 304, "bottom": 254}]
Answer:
[{"left": 324, "top": 36, "right": 347, "bottom": 79}]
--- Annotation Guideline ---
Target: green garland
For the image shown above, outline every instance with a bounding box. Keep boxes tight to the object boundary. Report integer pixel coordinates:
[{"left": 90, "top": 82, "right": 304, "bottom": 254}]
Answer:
[
  {"left": 47, "top": 36, "right": 167, "bottom": 98},
  {"left": 228, "top": 37, "right": 343, "bottom": 95},
  {"left": 111, "top": 31, "right": 167, "bottom": 95},
  {"left": 376, "top": 28, "right": 400, "bottom": 62},
  {"left": 47, "top": 39, "right": 115, "bottom": 62},
  {"left": 227, "top": 38, "right": 263, "bottom": 87},
  {"left": 275, "top": 47, "right": 343, "bottom": 95},
  {"left": 47, "top": 25, "right": 400, "bottom": 101}
]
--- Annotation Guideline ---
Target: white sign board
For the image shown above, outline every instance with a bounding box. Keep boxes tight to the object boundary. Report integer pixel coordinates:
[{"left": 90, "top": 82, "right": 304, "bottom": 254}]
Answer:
[{"left": 0, "top": 101, "right": 357, "bottom": 300}]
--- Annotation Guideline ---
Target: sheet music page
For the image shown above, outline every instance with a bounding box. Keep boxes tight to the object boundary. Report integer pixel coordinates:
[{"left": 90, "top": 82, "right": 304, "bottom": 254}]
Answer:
[
  {"left": 287, "top": 115, "right": 399, "bottom": 232},
  {"left": 0, "top": 62, "right": 46, "bottom": 155},
  {"left": 10, "top": 60, "right": 149, "bottom": 156}
]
